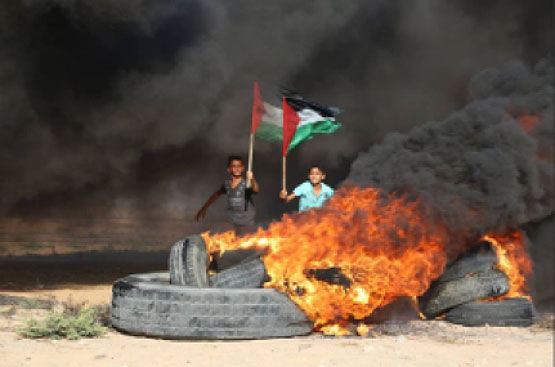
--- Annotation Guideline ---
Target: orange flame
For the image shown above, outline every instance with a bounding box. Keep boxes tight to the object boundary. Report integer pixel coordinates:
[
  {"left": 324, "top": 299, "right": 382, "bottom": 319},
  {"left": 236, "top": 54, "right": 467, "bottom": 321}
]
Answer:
[
  {"left": 516, "top": 114, "right": 541, "bottom": 133},
  {"left": 482, "top": 231, "right": 532, "bottom": 300},
  {"left": 409, "top": 296, "right": 427, "bottom": 320},
  {"left": 514, "top": 114, "right": 550, "bottom": 161},
  {"left": 356, "top": 323, "right": 372, "bottom": 336},
  {"left": 202, "top": 186, "right": 448, "bottom": 331},
  {"left": 321, "top": 324, "right": 351, "bottom": 336}
]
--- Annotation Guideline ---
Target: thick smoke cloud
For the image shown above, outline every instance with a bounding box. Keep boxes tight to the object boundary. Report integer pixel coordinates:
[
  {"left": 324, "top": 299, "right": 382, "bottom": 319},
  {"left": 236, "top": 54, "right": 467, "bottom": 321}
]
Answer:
[
  {"left": 0, "top": 0, "right": 551, "bottom": 218},
  {"left": 0, "top": 0, "right": 367, "bottom": 212},
  {"left": 346, "top": 59, "right": 554, "bottom": 248}
]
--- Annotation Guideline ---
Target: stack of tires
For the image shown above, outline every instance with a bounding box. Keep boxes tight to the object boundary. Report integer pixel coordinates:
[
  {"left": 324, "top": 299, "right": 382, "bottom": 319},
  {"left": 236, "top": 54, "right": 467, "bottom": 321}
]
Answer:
[
  {"left": 419, "top": 241, "right": 536, "bottom": 326},
  {"left": 111, "top": 235, "right": 313, "bottom": 339}
]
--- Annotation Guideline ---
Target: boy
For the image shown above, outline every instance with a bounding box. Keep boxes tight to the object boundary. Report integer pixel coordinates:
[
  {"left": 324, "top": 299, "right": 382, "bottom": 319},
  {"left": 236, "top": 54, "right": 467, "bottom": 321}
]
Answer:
[
  {"left": 196, "top": 156, "right": 259, "bottom": 236},
  {"left": 279, "top": 165, "right": 334, "bottom": 211}
]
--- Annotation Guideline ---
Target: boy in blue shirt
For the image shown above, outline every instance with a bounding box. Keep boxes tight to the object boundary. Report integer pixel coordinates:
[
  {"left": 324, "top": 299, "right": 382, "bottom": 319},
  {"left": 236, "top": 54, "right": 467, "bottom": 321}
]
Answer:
[{"left": 279, "top": 165, "right": 334, "bottom": 211}]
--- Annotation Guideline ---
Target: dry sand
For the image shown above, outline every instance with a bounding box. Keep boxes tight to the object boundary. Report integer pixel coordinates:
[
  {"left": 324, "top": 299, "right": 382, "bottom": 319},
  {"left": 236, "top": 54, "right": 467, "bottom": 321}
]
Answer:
[
  {"left": 0, "top": 327, "right": 552, "bottom": 367},
  {"left": 0, "top": 286, "right": 552, "bottom": 367}
]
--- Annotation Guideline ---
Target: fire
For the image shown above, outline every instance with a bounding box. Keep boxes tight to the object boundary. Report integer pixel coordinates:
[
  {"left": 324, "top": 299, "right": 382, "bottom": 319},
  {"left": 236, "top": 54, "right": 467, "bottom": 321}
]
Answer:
[
  {"left": 321, "top": 324, "right": 351, "bottom": 336},
  {"left": 202, "top": 186, "right": 534, "bottom": 333},
  {"left": 409, "top": 296, "right": 427, "bottom": 320},
  {"left": 516, "top": 114, "right": 541, "bottom": 133},
  {"left": 514, "top": 113, "right": 550, "bottom": 161},
  {"left": 202, "top": 186, "right": 448, "bottom": 331},
  {"left": 356, "top": 323, "right": 372, "bottom": 336},
  {"left": 482, "top": 231, "right": 532, "bottom": 300}
]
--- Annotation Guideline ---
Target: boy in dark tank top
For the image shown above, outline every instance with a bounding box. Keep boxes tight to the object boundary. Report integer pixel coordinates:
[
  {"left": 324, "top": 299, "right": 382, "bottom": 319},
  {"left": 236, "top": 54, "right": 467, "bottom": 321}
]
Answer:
[
  {"left": 195, "top": 155, "right": 258, "bottom": 236},
  {"left": 195, "top": 156, "right": 259, "bottom": 269}
]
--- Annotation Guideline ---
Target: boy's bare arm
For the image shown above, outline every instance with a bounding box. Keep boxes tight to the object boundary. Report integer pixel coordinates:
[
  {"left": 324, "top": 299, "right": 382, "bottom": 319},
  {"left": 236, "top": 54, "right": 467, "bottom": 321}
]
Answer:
[
  {"left": 279, "top": 190, "right": 296, "bottom": 203},
  {"left": 195, "top": 190, "right": 223, "bottom": 221}
]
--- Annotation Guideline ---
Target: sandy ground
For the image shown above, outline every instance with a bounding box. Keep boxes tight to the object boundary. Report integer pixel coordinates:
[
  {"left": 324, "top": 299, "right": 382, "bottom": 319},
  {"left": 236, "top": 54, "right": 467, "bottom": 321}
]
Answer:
[
  {"left": 0, "top": 286, "right": 553, "bottom": 367},
  {"left": 0, "top": 327, "right": 552, "bottom": 367}
]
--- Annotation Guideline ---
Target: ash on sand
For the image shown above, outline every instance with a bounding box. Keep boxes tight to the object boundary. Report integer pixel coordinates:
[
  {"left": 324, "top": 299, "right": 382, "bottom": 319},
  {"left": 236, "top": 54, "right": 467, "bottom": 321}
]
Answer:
[
  {"left": 314, "top": 295, "right": 552, "bottom": 339},
  {"left": 323, "top": 297, "right": 552, "bottom": 340},
  {"left": 363, "top": 315, "right": 553, "bottom": 342},
  {"left": 309, "top": 314, "right": 554, "bottom": 341}
]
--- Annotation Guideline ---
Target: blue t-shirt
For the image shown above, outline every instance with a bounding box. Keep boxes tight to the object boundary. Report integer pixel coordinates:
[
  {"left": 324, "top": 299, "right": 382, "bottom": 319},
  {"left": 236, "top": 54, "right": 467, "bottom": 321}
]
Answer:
[{"left": 293, "top": 181, "right": 334, "bottom": 212}]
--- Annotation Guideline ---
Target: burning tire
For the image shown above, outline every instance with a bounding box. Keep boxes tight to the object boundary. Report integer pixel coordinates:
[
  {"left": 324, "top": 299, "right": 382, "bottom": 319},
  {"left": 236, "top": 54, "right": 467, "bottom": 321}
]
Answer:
[
  {"left": 421, "top": 269, "right": 510, "bottom": 318},
  {"left": 214, "top": 249, "right": 262, "bottom": 271},
  {"left": 436, "top": 241, "right": 498, "bottom": 283},
  {"left": 111, "top": 272, "right": 313, "bottom": 339},
  {"left": 168, "top": 235, "right": 209, "bottom": 287},
  {"left": 170, "top": 236, "right": 267, "bottom": 289},
  {"left": 209, "top": 256, "right": 268, "bottom": 288},
  {"left": 445, "top": 297, "right": 536, "bottom": 327}
]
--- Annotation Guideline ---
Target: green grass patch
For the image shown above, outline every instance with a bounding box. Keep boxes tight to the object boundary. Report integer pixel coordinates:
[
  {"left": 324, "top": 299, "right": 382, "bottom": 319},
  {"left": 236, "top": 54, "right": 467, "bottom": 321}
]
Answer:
[{"left": 18, "top": 306, "right": 106, "bottom": 340}]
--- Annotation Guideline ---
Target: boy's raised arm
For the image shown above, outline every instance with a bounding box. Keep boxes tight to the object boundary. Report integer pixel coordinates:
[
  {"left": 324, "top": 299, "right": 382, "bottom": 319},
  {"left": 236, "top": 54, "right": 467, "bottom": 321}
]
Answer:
[{"left": 195, "top": 189, "right": 223, "bottom": 221}]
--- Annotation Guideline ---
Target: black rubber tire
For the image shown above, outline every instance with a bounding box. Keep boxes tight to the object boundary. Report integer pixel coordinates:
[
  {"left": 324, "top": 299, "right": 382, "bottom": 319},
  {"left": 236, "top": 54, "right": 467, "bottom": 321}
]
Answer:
[
  {"left": 213, "top": 249, "right": 261, "bottom": 271},
  {"left": 168, "top": 235, "right": 209, "bottom": 287},
  {"left": 422, "top": 269, "right": 509, "bottom": 318},
  {"left": 445, "top": 297, "right": 537, "bottom": 327},
  {"left": 210, "top": 256, "right": 268, "bottom": 288},
  {"left": 111, "top": 272, "right": 313, "bottom": 339},
  {"left": 438, "top": 241, "right": 498, "bottom": 283}
]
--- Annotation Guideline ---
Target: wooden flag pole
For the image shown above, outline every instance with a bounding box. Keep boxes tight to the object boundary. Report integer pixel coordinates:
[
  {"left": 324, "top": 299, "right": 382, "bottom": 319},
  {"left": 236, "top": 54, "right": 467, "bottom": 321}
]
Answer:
[
  {"left": 282, "top": 155, "right": 286, "bottom": 191},
  {"left": 246, "top": 132, "right": 254, "bottom": 188}
]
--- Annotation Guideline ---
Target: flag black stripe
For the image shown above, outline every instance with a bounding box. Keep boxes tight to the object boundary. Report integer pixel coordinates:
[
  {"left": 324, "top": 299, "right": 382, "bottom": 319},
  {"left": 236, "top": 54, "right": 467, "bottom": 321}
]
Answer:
[{"left": 283, "top": 94, "right": 341, "bottom": 117}]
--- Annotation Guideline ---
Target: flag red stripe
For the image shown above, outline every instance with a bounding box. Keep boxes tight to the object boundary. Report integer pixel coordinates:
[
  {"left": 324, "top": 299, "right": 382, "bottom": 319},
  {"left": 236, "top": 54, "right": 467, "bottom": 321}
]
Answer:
[
  {"left": 251, "top": 81, "right": 266, "bottom": 134},
  {"left": 282, "top": 97, "right": 300, "bottom": 157}
]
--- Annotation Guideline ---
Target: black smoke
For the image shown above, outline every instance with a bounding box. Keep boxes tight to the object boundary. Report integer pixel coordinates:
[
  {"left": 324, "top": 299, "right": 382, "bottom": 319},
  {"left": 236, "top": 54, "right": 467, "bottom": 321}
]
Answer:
[
  {"left": 0, "top": 0, "right": 552, "bottom": 221},
  {"left": 347, "top": 59, "right": 553, "bottom": 243}
]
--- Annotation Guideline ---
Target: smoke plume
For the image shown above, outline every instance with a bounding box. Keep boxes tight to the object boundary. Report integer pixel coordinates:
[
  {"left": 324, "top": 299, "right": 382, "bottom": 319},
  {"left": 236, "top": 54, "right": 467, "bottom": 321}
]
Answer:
[
  {"left": 346, "top": 59, "right": 553, "bottom": 248},
  {"left": 0, "top": 0, "right": 551, "bottom": 219}
]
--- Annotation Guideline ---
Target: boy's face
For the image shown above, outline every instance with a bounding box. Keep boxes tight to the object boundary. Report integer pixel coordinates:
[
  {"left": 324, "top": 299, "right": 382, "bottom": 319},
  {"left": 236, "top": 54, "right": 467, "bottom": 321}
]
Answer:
[
  {"left": 308, "top": 167, "right": 325, "bottom": 185},
  {"left": 227, "top": 159, "right": 245, "bottom": 177}
]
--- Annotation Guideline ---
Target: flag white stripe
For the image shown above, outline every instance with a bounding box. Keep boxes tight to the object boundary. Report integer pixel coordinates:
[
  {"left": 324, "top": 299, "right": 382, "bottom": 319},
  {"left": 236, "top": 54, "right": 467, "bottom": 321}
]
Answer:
[
  {"left": 261, "top": 102, "right": 282, "bottom": 126},
  {"left": 261, "top": 103, "right": 333, "bottom": 128}
]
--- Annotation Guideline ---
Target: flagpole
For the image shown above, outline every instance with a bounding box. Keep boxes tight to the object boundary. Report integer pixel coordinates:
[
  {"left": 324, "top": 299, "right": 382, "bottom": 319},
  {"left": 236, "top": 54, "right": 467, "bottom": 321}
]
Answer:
[
  {"left": 282, "top": 155, "right": 286, "bottom": 191},
  {"left": 246, "top": 132, "right": 254, "bottom": 188},
  {"left": 248, "top": 81, "right": 264, "bottom": 189}
]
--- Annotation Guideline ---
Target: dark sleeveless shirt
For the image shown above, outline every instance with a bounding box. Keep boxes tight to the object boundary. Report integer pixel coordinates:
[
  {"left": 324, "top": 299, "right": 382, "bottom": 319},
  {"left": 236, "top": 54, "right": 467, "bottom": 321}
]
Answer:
[{"left": 219, "top": 179, "right": 255, "bottom": 226}]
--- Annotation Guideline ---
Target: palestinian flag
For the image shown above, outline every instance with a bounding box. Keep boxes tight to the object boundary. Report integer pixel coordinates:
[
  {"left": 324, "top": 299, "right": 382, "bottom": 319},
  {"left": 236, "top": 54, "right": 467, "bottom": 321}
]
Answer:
[{"left": 252, "top": 85, "right": 341, "bottom": 154}]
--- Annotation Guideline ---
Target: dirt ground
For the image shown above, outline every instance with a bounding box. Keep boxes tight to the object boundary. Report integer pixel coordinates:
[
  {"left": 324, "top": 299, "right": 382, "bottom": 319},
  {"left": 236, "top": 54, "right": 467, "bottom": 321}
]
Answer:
[
  {"left": 0, "top": 325, "right": 551, "bottom": 367},
  {"left": 0, "top": 284, "right": 552, "bottom": 367}
]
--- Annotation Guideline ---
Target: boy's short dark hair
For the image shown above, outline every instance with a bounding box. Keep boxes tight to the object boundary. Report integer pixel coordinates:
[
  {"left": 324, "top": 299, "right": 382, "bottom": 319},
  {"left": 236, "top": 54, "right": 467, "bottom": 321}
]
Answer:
[
  {"left": 309, "top": 165, "right": 324, "bottom": 173},
  {"left": 227, "top": 155, "right": 244, "bottom": 166}
]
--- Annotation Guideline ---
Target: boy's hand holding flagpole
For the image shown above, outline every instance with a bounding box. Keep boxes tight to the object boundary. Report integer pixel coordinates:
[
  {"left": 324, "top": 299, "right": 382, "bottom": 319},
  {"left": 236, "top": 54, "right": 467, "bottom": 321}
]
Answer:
[{"left": 247, "top": 81, "right": 265, "bottom": 188}]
